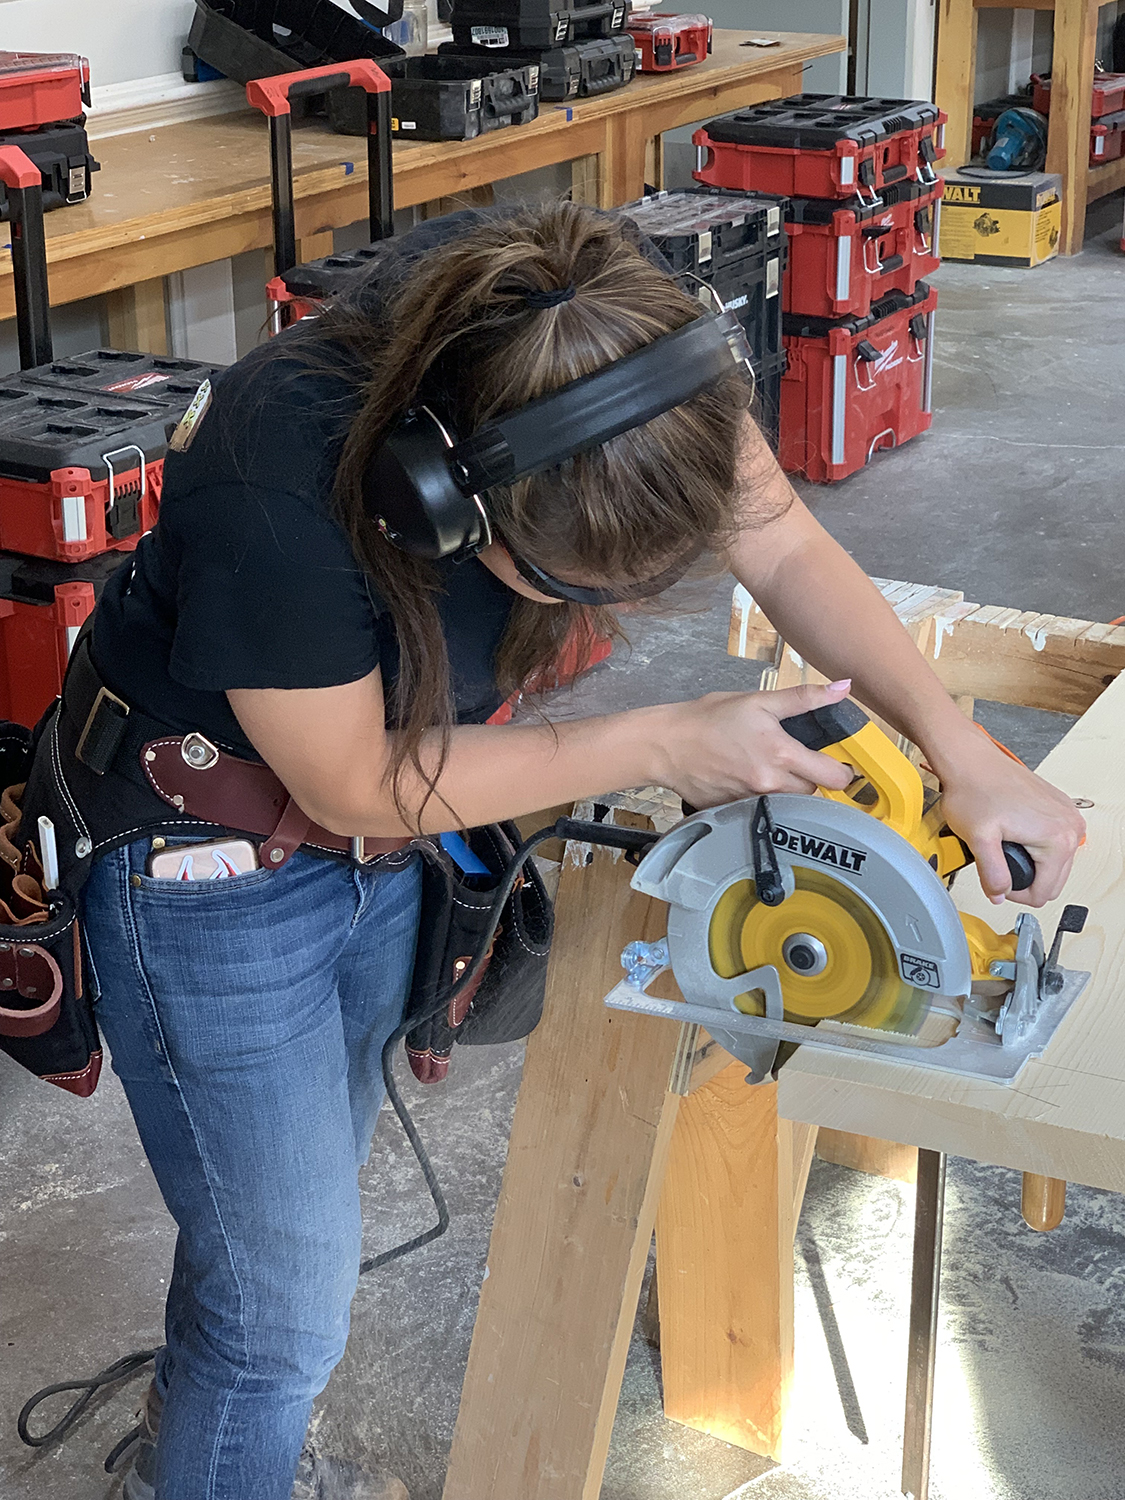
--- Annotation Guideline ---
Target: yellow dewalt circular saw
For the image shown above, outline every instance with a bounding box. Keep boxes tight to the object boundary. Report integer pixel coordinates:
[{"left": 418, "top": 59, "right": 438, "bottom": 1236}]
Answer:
[{"left": 605, "top": 701, "right": 1089, "bottom": 1084}]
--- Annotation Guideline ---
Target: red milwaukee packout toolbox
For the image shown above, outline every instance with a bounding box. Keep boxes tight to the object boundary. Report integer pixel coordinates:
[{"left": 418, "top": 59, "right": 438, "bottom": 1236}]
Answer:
[
  {"left": 0, "top": 147, "right": 221, "bottom": 568},
  {"left": 1090, "top": 108, "right": 1125, "bottom": 164},
  {"left": 1032, "top": 70, "right": 1125, "bottom": 119},
  {"left": 627, "top": 13, "right": 711, "bottom": 72},
  {"left": 695, "top": 95, "right": 945, "bottom": 204},
  {"left": 784, "top": 177, "right": 941, "bottom": 319},
  {"left": 0, "top": 52, "right": 90, "bottom": 132},
  {"left": 0, "top": 552, "right": 121, "bottom": 728},
  {"left": 779, "top": 282, "right": 936, "bottom": 483}
]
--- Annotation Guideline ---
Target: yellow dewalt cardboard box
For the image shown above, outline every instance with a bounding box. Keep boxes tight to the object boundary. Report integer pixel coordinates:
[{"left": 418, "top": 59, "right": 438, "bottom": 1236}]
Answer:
[{"left": 939, "top": 169, "right": 1062, "bottom": 266}]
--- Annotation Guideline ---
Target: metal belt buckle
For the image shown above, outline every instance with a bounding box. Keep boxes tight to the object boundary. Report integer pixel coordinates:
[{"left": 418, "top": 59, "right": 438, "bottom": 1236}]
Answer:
[
  {"left": 75, "top": 685, "right": 130, "bottom": 775},
  {"left": 351, "top": 836, "right": 376, "bottom": 864}
]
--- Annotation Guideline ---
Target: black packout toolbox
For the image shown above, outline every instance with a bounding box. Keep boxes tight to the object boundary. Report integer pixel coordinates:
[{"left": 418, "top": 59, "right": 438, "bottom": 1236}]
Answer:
[
  {"left": 329, "top": 52, "right": 539, "bottom": 139},
  {"left": 187, "top": 0, "right": 404, "bottom": 134},
  {"left": 451, "top": 0, "right": 630, "bottom": 52},
  {"left": 0, "top": 552, "right": 122, "bottom": 729},
  {"left": 439, "top": 35, "right": 634, "bottom": 100},
  {"left": 622, "top": 188, "right": 789, "bottom": 448},
  {"left": 0, "top": 121, "right": 98, "bottom": 220}
]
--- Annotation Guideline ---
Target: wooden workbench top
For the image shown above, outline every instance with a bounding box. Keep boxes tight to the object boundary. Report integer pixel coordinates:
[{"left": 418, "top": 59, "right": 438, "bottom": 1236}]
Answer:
[
  {"left": 779, "top": 670, "right": 1125, "bottom": 1194},
  {"left": 0, "top": 29, "right": 842, "bottom": 317}
]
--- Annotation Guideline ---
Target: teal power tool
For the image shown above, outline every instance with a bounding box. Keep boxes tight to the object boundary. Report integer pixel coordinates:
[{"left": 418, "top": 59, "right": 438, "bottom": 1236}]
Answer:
[{"left": 986, "top": 107, "right": 1048, "bottom": 171}]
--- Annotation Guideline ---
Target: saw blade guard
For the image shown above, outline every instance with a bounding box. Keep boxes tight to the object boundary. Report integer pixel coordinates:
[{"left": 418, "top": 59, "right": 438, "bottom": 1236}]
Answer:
[{"left": 630, "top": 794, "right": 974, "bottom": 1037}]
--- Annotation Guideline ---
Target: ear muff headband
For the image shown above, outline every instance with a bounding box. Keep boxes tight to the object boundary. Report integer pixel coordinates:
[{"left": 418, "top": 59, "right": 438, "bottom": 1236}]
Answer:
[{"left": 363, "top": 308, "right": 753, "bottom": 563}]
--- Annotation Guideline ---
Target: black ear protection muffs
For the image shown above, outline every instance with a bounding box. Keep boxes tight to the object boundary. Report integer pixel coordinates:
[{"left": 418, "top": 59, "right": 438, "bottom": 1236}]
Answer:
[{"left": 362, "top": 307, "right": 755, "bottom": 565}]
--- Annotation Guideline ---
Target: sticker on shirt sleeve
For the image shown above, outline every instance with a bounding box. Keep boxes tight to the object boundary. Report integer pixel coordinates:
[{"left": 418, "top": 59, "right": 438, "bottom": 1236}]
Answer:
[{"left": 167, "top": 379, "right": 213, "bottom": 454}]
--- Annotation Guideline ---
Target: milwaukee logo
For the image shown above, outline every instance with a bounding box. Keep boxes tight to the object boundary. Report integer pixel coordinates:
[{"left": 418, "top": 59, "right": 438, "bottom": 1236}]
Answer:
[
  {"left": 771, "top": 825, "right": 868, "bottom": 873},
  {"left": 871, "top": 338, "right": 902, "bottom": 374}
]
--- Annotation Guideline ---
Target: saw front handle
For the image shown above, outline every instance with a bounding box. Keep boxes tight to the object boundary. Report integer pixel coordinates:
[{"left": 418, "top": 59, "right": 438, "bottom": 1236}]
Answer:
[{"left": 779, "top": 701, "right": 1036, "bottom": 891}]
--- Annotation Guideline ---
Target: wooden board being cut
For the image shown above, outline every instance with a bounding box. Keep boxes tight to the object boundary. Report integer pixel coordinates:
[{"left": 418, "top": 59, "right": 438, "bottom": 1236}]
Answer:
[{"left": 778, "top": 669, "right": 1125, "bottom": 1193}]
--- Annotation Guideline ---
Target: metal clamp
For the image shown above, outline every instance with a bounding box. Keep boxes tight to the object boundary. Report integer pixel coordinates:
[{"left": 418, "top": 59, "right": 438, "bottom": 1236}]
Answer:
[{"left": 101, "top": 444, "right": 147, "bottom": 505}]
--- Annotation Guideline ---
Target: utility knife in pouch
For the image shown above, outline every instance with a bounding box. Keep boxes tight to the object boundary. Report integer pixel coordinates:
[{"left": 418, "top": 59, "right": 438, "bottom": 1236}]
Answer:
[{"left": 403, "top": 821, "right": 553, "bottom": 1083}]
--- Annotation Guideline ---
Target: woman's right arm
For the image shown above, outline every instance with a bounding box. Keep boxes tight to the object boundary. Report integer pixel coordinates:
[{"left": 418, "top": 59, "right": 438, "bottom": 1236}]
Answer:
[{"left": 228, "top": 668, "right": 855, "bottom": 838}]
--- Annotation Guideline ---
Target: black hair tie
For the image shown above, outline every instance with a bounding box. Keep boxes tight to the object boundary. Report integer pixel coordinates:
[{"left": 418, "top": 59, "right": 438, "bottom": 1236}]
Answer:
[{"left": 521, "top": 283, "right": 577, "bottom": 309}]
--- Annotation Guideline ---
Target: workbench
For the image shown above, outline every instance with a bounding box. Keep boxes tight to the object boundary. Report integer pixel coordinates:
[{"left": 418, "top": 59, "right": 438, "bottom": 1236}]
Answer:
[
  {"left": 0, "top": 29, "right": 844, "bottom": 347},
  {"left": 444, "top": 579, "right": 1125, "bottom": 1500},
  {"left": 935, "top": 0, "right": 1123, "bottom": 254}
]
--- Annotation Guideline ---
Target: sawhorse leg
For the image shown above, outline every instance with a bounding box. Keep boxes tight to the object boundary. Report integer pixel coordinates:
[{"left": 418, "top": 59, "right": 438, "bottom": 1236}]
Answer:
[
  {"left": 442, "top": 810, "right": 685, "bottom": 1500},
  {"left": 902, "top": 1149, "right": 946, "bottom": 1500}
]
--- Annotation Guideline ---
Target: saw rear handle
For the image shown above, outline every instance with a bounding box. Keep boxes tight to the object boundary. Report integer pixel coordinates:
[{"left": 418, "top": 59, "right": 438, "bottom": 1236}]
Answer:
[{"left": 778, "top": 701, "right": 1036, "bottom": 892}]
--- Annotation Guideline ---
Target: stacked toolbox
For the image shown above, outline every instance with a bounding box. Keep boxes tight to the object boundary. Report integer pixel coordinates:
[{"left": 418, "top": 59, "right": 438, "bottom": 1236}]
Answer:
[
  {"left": 0, "top": 149, "right": 222, "bottom": 727},
  {"left": 694, "top": 94, "right": 945, "bottom": 482},
  {"left": 0, "top": 52, "right": 99, "bottom": 221},
  {"left": 1032, "top": 70, "right": 1125, "bottom": 166},
  {"left": 442, "top": 0, "right": 634, "bottom": 102},
  {"left": 621, "top": 188, "right": 787, "bottom": 450}
]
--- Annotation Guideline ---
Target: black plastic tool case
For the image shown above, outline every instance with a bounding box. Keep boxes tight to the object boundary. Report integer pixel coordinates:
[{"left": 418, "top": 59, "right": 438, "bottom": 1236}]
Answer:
[
  {"left": 623, "top": 186, "right": 788, "bottom": 275},
  {"left": 440, "top": 35, "right": 633, "bottom": 100},
  {"left": 704, "top": 95, "right": 943, "bottom": 151},
  {"left": 0, "top": 120, "right": 98, "bottom": 219},
  {"left": 23, "top": 351, "right": 220, "bottom": 408},
  {"left": 329, "top": 53, "right": 539, "bottom": 139},
  {"left": 188, "top": 0, "right": 403, "bottom": 132},
  {"left": 451, "top": 0, "right": 629, "bottom": 52}
]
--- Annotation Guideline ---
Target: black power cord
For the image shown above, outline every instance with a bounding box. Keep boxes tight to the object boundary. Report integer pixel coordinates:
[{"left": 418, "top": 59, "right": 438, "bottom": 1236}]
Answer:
[{"left": 16, "top": 814, "right": 658, "bottom": 1456}]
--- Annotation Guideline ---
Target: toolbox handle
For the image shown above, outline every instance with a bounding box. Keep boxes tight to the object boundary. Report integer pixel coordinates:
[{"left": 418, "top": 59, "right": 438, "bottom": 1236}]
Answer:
[
  {"left": 246, "top": 62, "right": 394, "bottom": 278},
  {"left": 0, "top": 146, "right": 53, "bottom": 370},
  {"left": 781, "top": 701, "right": 1037, "bottom": 892}
]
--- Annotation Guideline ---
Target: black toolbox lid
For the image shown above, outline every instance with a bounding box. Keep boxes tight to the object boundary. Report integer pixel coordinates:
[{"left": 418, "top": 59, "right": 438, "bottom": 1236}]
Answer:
[
  {"left": 0, "top": 549, "right": 124, "bottom": 604},
  {"left": 786, "top": 176, "right": 939, "bottom": 225},
  {"left": 703, "top": 95, "right": 942, "bottom": 151},
  {"left": 23, "top": 351, "right": 220, "bottom": 408},
  {"left": 0, "top": 379, "right": 182, "bottom": 484},
  {"left": 783, "top": 281, "right": 932, "bottom": 340}
]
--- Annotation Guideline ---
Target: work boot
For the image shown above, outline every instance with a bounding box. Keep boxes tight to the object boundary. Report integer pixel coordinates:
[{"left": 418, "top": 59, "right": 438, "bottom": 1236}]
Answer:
[{"left": 117, "top": 1383, "right": 409, "bottom": 1500}]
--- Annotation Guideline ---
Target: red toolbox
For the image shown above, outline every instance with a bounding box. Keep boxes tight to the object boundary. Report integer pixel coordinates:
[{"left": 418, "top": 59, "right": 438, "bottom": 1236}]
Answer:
[
  {"left": 0, "top": 51, "right": 90, "bottom": 132},
  {"left": 1032, "top": 70, "right": 1125, "bottom": 119},
  {"left": 627, "top": 13, "right": 711, "bottom": 71},
  {"left": 0, "top": 552, "right": 120, "bottom": 728},
  {"left": 0, "top": 146, "right": 221, "bottom": 561},
  {"left": 784, "top": 178, "right": 941, "bottom": 319},
  {"left": 1091, "top": 108, "right": 1125, "bottom": 164},
  {"left": 779, "top": 282, "right": 936, "bottom": 483},
  {"left": 695, "top": 95, "right": 945, "bottom": 204}
]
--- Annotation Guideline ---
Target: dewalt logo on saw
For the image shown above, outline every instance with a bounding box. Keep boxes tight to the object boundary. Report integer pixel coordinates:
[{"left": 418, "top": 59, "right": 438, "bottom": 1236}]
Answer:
[{"left": 771, "top": 825, "right": 867, "bottom": 873}]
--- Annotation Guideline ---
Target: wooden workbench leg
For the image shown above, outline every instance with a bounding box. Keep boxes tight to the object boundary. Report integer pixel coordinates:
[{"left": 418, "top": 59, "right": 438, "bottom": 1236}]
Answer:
[
  {"left": 934, "top": 0, "right": 977, "bottom": 168},
  {"left": 656, "top": 1067, "right": 812, "bottom": 1460},
  {"left": 442, "top": 813, "right": 685, "bottom": 1500},
  {"left": 1046, "top": 0, "right": 1099, "bottom": 255},
  {"left": 105, "top": 277, "right": 168, "bottom": 355},
  {"left": 817, "top": 1129, "right": 918, "bottom": 1183}
]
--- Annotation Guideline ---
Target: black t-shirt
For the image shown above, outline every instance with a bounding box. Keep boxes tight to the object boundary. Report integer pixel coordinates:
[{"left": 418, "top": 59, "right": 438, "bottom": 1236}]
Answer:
[{"left": 92, "top": 213, "right": 517, "bottom": 759}]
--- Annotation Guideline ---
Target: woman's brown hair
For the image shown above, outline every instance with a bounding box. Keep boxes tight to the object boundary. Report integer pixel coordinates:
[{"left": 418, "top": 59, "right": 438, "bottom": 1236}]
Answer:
[{"left": 302, "top": 200, "right": 778, "bottom": 825}]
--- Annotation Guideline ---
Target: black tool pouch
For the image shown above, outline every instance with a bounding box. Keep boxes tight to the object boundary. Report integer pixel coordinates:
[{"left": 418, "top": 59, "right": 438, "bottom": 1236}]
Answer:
[
  {"left": 0, "top": 719, "right": 100, "bottom": 1097},
  {"left": 403, "top": 821, "right": 553, "bottom": 1083}
]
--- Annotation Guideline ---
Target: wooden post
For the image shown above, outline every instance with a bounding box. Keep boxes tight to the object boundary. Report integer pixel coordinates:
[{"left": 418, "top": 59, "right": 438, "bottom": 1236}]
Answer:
[
  {"left": 934, "top": 0, "right": 977, "bottom": 168},
  {"left": 656, "top": 1067, "right": 815, "bottom": 1459},
  {"left": 105, "top": 277, "right": 168, "bottom": 355},
  {"left": 1046, "top": 0, "right": 1099, "bottom": 254},
  {"left": 817, "top": 1129, "right": 918, "bottom": 1183},
  {"left": 443, "top": 809, "right": 685, "bottom": 1500}
]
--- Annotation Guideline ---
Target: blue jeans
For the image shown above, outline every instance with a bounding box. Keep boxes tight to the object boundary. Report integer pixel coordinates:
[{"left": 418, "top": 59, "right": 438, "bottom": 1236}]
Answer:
[{"left": 83, "top": 837, "right": 422, "bottom": 1500}]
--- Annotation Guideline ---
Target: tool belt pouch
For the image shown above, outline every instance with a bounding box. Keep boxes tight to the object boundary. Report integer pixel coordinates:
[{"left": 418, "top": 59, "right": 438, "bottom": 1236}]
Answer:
[
  {"left": 404, "top": 821, "right": 553, "bottom": 1084},
  {"left": 0, "top": 724, "right": 99, "bottom": 1098}
]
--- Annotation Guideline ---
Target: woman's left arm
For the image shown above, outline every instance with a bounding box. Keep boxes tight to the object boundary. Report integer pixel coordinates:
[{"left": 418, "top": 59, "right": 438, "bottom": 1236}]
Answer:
[{"left": 728, "top": 423, "right": 1085, "bottom": 908}]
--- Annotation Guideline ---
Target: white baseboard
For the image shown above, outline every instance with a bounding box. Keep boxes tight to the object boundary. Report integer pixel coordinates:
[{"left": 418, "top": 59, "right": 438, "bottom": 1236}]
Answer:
[{"left": 86, "top": 71, "right": 248, "bottom": 139}]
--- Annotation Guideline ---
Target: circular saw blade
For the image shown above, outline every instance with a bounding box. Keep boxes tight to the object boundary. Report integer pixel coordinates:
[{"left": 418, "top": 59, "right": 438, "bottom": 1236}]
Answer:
[{"left": 708, "top": 868, "right": 928, "bottom": 1036}]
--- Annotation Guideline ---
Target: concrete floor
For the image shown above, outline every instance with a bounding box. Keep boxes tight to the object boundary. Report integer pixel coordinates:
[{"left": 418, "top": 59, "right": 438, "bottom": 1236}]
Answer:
[{"left": 2, "top": 197, "right": 1124, "bottom": 1500}]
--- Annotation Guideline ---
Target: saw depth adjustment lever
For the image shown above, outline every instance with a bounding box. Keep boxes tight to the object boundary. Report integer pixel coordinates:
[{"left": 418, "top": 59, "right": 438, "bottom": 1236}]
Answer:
[{"left": 778, "top": 700, "right": 1037, "bottom": 893}]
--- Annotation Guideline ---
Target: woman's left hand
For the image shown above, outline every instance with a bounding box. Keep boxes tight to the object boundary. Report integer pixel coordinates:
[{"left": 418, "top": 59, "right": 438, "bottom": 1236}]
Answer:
[{"left": 933, "top": 732, "right": 1086, "bottom": 907}]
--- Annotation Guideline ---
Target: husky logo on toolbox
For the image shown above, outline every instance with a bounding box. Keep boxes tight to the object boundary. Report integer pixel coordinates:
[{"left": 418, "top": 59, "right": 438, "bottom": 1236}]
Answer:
[{"left": 770, "top": 824, "right": 868, "bottom": 873}]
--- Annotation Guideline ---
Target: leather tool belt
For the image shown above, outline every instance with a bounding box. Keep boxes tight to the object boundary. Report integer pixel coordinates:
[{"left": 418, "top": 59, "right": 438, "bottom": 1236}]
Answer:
[{"left": 16, "top": 628, "right": 412, "bottom": 897}]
